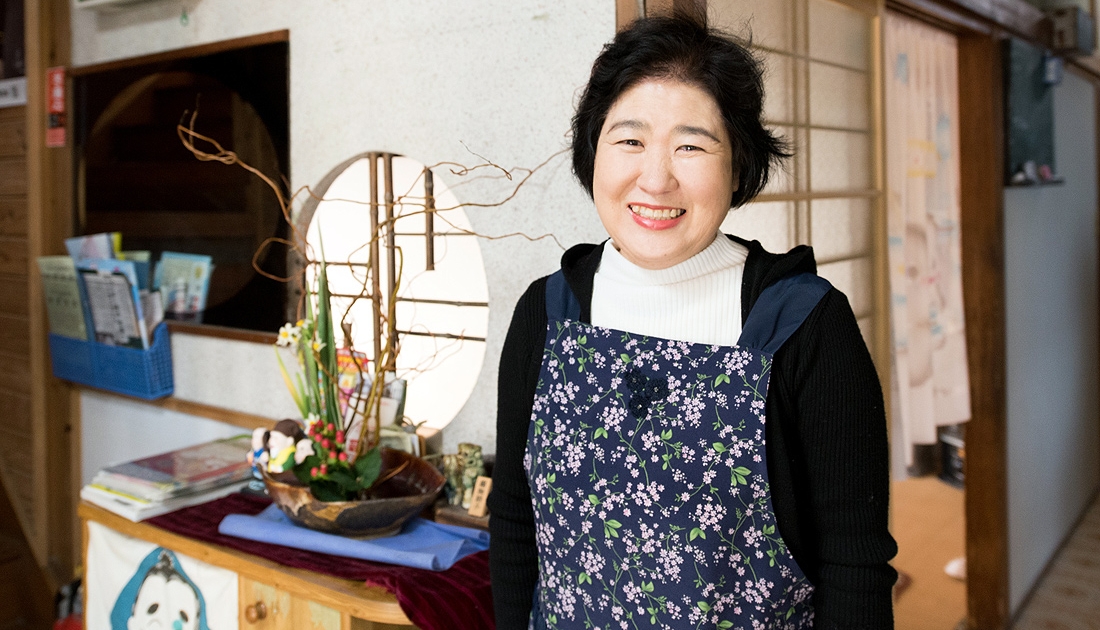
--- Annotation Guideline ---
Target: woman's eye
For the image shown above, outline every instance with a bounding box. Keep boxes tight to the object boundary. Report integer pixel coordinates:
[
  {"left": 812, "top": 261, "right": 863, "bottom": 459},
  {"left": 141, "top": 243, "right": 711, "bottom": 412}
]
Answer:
[
  {"left": 618, "top": 139, "right": 642, "bottom": 147},
  {"left": 679, "top": 145, "right": 702, "bottom": 152}
]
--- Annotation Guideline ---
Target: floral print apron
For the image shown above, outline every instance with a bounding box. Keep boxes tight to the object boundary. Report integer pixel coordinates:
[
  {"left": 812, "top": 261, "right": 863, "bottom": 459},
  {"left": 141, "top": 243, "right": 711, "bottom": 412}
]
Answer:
[{"left": 525, "top": 271, "right": 831, "bottom": 630}]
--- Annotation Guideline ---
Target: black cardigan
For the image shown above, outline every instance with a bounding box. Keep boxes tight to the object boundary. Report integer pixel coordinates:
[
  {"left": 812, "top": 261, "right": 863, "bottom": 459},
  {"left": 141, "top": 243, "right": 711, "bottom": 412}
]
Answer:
[{"left": 488, "top": 237, "right": 898, "bottom": 629}]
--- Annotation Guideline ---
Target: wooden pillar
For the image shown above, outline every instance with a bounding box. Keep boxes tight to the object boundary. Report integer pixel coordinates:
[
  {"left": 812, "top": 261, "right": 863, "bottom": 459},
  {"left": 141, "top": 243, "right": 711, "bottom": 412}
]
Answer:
[
  {"left": 957, "top": 31, "right": 1010, "bottom": 630},
  {"left": 23, "top": 0, "right": 75, "bottom": 589}
]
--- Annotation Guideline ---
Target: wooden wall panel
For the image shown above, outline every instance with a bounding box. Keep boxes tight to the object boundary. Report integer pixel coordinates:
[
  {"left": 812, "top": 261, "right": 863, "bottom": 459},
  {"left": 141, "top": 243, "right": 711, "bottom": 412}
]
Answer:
[
  {"left": 0, "top": 238, "right": 28, "bottom": 277},
  {"left": 0, "top": 353, "right": 31, "bottom": 393},
  {"left": 0, "top": 197, "right": 28, "bottom": 237},
  {"left": 0, "top": 390, "right": 31, "bottom": 437},
  {"left": 0, "top": 278, "right": 29, "bottom": 319},
  {"left": 0, "top": 117, "right": 26, "bottom": 158},
  {"left": 0, "top": 161, "right": 27, "bottom": 197},
  {"left": 0, "top": 315, "right": 30, "bottom": 357}
]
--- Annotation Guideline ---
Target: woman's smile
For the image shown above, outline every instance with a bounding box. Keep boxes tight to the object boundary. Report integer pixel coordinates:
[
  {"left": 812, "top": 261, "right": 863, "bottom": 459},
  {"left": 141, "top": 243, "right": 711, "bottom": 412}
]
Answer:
[
  {"left": 628, "top": 202, "right": 686, "bottom": 228},
  {"left": 592, "top": 78, "right": 737, "bottom": 269}
]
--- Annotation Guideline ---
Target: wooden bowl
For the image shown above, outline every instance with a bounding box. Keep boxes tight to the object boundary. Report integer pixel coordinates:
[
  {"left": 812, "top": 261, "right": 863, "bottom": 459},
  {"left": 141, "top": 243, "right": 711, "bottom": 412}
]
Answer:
[{"left": 262, "top": 447, "right": 445, "bottom": 538}]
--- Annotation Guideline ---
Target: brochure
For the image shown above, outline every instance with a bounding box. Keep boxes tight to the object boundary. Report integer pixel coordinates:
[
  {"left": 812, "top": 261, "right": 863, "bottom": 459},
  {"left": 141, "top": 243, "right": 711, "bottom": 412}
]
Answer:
[
  {"left": 64, "top": 232, "right": 118, "bottom": 261},
  {"left": 36, "top": 255, "right": 89, "bottom": 340},
  {"left": 76, "top": 258, "right": 148, "bottom": 349},
  {"left": 155, "top": 251, "right": 213, "bottom": 315}
]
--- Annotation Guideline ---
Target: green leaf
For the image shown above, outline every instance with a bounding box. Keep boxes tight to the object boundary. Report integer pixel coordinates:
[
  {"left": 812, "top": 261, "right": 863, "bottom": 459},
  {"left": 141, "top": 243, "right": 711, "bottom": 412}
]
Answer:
[
  {"left": 588, "top": 494, "right": 600, "bottom": 505},
  {"left": 786, "top": 607, "right": 794, "bottom": 620},
  {"left": 327, "top": 468, "right": 358, "bottom": 494},
  {"left": 714, "top": 373, "right": 731, "bottom": 386},
  {"left": 733, "top": 466, "right": 752, "bottom": 476},
  {"left": 660, "top": 429, "right": 673, "bottom": 440},
  {"left": 594, "top": 427, "right": 608, "bottom": 439},
  {"left": 712, "top": 442, "right": 727, "bottom": 453},
  {"left": 604, "top": 519, "right": 622, "bottom": 538},
  {"left": 547, "top": 473, "right": 556, "bottom": 484},
  {"left": 354, "top": 447, "right": 382, "bottom": 488},
  {"left": 718, "top": 621, "right": 734, "bottom": 629},
  {"left": 310, "top": 479, "right": 347, "bottom": 502},
  {"left": 578, "top": 335, "right": 587, "bottom": 345},
  {"left": 763, "top": 524, "right": 775, "bottom": 535},
  {"left": 620, "top": 353, "right": 631, "bottom": 364},
  {"left": 641, "top": 581, "right": 654, "bottom": 593},
  {"left": 689, "top": 527, "right": 705, "bottom": 541},
  {"left": 577, "top": 572, "right": 591, "bottom": 585},
  {"left": 697, "top": 601, "right": 711, "bottom": 612}
]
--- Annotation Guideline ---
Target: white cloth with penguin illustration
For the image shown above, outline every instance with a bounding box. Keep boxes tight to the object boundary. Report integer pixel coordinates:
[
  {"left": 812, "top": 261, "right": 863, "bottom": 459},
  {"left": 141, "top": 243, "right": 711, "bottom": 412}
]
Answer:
[{"left": 86, "top": 521, "right": 238, "bottom": 630}]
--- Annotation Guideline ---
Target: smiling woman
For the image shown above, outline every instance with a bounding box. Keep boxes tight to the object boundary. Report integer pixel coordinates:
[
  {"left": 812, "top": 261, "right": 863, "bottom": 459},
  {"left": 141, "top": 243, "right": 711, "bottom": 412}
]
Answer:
[{"left": 489, "top": 11, "right": 897, "bottom": 630}]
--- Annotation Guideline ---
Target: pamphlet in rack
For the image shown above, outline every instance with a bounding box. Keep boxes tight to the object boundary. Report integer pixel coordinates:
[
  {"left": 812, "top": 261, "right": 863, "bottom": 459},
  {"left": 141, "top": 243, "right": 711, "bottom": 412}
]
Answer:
[
  {"left": 36, "top": 256, "right": 89, "bottom": 341},
  {"left": 76, "top": 258, "right": 149, "bottom": 349}
]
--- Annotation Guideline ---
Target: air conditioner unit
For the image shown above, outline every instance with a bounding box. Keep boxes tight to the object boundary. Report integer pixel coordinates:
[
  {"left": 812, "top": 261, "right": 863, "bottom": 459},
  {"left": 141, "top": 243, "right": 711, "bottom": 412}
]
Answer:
[
  {"left": 73, "top": 0, "right": 158, "bottom": 10},
  {"left": 1049, "top": 7, "right": 1096, "bottom": 58}
]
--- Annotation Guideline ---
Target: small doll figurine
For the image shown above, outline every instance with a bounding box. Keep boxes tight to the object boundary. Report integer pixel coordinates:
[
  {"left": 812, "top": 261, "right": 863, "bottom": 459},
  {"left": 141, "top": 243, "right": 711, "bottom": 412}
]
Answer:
[
  {"left": 247, "top": 428, "right": 268, "bottom": 475},
  {"left": 458, "top": 442, "right": 484, "bottom": 509},
  {"left": 261, "top": 419, "right": 315, "bottom": 484}
]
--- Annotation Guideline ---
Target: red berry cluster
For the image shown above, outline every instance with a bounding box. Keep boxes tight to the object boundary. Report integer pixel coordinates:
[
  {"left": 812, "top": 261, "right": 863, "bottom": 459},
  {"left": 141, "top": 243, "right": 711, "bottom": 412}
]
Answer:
[{"left": 307, "top": 421, "right": 348, "bottom": 478}]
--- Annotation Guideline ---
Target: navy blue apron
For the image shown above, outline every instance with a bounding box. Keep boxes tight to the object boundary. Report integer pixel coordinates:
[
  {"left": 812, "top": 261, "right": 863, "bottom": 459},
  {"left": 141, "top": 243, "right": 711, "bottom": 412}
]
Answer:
[{"left": 525, "top": 271, "right": 830, "bottom": 629}]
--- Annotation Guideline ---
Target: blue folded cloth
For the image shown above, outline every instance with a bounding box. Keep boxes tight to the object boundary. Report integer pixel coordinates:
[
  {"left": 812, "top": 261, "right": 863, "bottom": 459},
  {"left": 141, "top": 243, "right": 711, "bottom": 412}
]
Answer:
[{"left": 218, "top": 504, "right": 489, "bottom": 571}]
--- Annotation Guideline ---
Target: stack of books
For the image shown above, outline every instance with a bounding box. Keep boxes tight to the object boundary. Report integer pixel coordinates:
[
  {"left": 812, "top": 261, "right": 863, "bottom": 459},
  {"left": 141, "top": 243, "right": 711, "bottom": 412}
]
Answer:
[{"left": 81, "top": 435, "right": 254, "bottom": 521}]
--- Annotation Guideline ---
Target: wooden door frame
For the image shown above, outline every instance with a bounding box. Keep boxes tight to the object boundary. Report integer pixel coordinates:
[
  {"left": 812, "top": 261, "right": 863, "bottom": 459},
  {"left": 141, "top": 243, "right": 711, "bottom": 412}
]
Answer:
[
  {"left": 23, "top": 0, "right": 75, "bottom": 588},
  {"left": 956, "top": 31, "right": 1010, "bottom": 630},
  {"left": 886, "top": 1, "right": 1021, "bottom": 627}
]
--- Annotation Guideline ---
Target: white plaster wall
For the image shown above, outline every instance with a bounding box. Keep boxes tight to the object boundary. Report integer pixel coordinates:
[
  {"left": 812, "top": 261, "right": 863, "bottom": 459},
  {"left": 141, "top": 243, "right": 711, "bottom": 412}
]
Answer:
[
  {"left": 72, "top": 0, "right": 613, "bottom": 456},
  {"left": 80, "top": 390, "right": 247, "bottom": 485},
  {"left": 1004, "top": 69, "right": 1100, "bottom": 613}
]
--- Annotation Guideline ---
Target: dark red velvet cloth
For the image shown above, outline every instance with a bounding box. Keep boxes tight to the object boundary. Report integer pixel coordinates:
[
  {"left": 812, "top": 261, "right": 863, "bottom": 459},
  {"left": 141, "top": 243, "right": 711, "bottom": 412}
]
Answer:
[{"left": 146, "top": 493, "right": 494, "bottom": 630}]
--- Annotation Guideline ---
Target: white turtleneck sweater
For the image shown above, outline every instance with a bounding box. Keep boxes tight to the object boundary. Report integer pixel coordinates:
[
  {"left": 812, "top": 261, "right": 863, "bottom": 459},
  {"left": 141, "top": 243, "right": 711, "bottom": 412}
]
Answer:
[{"left": 590, "top": 233, "right": 748, "bottom": 346}]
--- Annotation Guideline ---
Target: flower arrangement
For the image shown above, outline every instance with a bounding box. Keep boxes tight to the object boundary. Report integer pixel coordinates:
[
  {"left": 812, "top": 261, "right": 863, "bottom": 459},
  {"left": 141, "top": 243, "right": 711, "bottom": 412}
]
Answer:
[{"left": 264, "top": 256, "right": 385, "bottom": 502}]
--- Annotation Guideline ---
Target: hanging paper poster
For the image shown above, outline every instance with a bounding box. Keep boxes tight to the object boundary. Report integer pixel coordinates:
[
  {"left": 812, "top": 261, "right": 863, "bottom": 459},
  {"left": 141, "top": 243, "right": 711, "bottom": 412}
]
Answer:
[{"left": 85, "top": 521, "right": 238, "bottom": 630}]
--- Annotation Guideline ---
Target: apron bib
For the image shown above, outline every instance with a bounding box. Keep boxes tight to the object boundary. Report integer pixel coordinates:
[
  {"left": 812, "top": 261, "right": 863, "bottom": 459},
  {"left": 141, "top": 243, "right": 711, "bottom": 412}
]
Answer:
[{"left": 525, "top": 271, "right": 830, "bottom": 630}]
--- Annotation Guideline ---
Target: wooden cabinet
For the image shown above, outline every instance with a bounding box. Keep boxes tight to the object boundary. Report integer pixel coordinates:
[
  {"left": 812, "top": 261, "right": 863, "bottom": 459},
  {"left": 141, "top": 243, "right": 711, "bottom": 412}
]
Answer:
[
  {"left": 239, "top": 578, "right": 344, "bottom": 630},
  {"left": 80, "top": 502, "right": 418, "bottom": 630}
]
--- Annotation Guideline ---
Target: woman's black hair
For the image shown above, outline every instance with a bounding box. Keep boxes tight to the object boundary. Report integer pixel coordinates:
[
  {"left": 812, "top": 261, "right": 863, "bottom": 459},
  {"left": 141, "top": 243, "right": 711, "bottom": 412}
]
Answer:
[{"left": 571, "top": 12, "right": 789, "bottom": 209}]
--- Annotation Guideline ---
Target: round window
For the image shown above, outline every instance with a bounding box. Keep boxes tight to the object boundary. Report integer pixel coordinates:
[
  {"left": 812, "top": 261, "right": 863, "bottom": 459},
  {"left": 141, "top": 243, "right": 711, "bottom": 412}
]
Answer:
[{"left": 300, "top": 154, "right": 488, "bottom": 430}]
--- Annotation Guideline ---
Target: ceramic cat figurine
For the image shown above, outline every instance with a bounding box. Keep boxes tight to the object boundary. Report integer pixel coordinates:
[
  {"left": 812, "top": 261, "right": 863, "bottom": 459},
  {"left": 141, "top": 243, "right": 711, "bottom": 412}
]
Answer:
[
  {"left": 442, "top": 453, "right": 465, "bottom": 506},
  {"left": 458, "top": 442, "right": 484, "bottom": 509}
]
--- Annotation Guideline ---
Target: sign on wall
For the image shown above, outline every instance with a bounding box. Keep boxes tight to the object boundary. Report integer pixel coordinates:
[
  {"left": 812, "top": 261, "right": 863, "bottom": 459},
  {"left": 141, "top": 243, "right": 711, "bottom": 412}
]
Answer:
[
  {"left": 0, "top": 76, "right": 26, "bottom": 108},
  {"left": 47, "top": 67, "right": 65, "bottom": 147}
]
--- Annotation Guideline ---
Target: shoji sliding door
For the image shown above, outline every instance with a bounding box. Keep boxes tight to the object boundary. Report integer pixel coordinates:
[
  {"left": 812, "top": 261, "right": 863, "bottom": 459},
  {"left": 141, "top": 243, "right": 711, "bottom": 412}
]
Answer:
[{"left": 709, "top": 0, "right": 885, "bottom": 367}]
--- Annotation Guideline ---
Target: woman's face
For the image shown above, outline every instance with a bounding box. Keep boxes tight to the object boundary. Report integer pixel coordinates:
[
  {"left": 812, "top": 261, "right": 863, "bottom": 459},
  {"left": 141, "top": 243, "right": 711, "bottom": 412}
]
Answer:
[{"left": 593, "top": 78, "right": 737, "bottom": 270}]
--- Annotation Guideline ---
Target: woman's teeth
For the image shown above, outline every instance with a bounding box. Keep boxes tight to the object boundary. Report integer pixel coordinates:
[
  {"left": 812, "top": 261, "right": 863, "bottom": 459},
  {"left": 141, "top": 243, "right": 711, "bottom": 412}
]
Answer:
[{"left": 629, "top": 205, "right": 685, "bottom": 220}]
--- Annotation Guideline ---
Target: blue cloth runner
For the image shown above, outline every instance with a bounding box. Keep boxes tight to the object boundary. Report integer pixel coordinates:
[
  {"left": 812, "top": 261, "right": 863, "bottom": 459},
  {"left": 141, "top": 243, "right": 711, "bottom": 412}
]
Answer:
[{"left": 218, "top": 504, "right": 489, "bottom": 571}]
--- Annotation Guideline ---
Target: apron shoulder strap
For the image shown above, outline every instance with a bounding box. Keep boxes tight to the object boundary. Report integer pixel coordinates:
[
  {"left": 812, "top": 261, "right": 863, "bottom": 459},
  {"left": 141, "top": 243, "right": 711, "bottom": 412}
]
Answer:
[
  {"left": 737, "top": 273, "right": 832, "bottom": 354},
  {"left": 545, "top": 270, "right": 581, "bottom": 322}
]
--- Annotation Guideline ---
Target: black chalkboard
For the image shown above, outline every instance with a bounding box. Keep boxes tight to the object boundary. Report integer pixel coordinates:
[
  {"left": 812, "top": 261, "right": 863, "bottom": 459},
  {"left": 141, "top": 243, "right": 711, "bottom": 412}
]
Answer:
[{"left": 1004, "top": 37, "right": 1056, "bottom": 185}]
